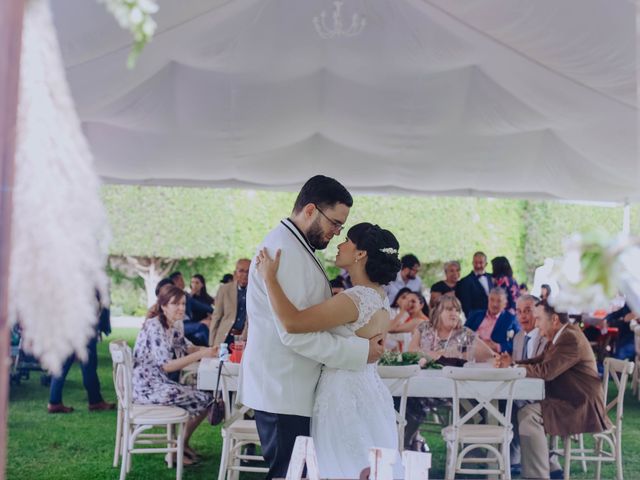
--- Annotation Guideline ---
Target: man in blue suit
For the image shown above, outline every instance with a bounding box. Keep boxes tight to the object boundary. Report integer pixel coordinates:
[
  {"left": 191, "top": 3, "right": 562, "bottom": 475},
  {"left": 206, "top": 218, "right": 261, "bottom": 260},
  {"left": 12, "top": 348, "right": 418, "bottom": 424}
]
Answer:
[
  {"left": 465, "top": 287, "right": 520, "bottom": 354},
  {"left": 455, "top": 251, "right": 493, "bottom": 317}
]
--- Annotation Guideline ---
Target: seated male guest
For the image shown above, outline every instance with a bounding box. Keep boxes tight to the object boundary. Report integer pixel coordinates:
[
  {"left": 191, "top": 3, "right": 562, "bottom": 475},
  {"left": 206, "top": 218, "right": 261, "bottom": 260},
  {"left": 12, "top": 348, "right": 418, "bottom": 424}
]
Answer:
[
  {"left": 210, "top": 259, "right": 250, "bottom": 347},
  {"left": 510, "top": 294, "right": 547, "bottom": 474},
  {"left": 384, "top": 254, "right": 422, "bottom": 304},
  {"left": 605, "top": 303, "right": 638, "bottom": 360},
  {"left": 496, "top": 301, "right": 611, "bottom": 480},
  {"left": 465, "top": 287, "right": 520, "bottom": 354}
]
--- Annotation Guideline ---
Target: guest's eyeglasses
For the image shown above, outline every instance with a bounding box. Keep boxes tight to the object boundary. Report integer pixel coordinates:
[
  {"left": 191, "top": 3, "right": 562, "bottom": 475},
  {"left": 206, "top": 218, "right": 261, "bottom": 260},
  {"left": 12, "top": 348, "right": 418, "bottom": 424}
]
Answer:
[{"left": 315, "top": 206, "right": 345, "bottom": 232}]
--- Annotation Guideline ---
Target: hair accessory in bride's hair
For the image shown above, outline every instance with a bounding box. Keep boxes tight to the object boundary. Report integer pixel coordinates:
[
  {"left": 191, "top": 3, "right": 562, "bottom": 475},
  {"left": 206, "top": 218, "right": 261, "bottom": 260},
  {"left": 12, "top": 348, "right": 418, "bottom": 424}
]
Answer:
[{"left": 379, "top": 247, "right": 398, "bottom": 255}]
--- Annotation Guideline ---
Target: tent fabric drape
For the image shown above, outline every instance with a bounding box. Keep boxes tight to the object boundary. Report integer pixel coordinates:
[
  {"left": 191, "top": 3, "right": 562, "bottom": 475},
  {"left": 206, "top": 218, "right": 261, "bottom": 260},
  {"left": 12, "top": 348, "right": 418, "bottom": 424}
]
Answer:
[{"left": 51, "top": 0, "right": 638, "bottom": 202}]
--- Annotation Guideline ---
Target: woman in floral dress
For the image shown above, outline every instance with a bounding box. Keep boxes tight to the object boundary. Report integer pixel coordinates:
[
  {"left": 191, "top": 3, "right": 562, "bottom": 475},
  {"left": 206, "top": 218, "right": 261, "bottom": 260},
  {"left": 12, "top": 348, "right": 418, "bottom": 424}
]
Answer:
[
  {"left": 404, "top": 296, "right": 471, "bottom": 450},
  {"left": 133, "top": 284, "right": 217, "bottom": 462},
  {"left": 408, "top": 295, "right": 468, "bottom": 358}
]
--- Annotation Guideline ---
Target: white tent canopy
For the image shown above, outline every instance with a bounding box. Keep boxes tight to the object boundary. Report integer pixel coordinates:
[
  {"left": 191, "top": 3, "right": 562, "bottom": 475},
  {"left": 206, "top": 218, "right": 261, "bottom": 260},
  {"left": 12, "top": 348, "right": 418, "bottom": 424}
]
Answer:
[{"left": 51, "top": 0, "right": 638, "bottom": 202}]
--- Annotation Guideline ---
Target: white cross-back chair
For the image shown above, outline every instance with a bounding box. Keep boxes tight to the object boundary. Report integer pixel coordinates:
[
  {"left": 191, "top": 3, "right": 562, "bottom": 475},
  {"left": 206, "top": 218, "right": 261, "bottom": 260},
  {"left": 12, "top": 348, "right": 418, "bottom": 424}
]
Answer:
[
  {"left": 109, "top": 341, "right": 190, "bottom": 480},
  {"left": 630, "top": 326, "right": 640, "bottom": 399},
  {"left": 441, "top": 366, "right": 526, "bottom": 480},
  {"left": 378, "top": 364, "right": 420, "bottom": 451},
  {"left": 217, "top": 361, "right": 267, "bottom": 480},
  {"left": 559, "top": 358, "right": 633, "bottom": 480}
]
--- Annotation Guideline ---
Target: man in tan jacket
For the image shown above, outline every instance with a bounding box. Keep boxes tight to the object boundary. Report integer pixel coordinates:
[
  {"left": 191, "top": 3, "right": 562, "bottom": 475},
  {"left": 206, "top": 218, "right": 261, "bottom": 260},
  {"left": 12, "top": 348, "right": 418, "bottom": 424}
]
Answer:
[
  {"left": 209, "top": 259, "right": 250, "bottom": 347},
  {"left": 496, "top": 301, "right": 611, "bottom": 480}
]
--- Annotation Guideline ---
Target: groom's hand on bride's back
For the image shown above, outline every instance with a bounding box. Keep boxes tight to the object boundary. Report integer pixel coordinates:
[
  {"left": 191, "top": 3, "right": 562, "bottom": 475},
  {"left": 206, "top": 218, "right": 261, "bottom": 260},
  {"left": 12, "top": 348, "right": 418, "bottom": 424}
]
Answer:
[{"left": 367, "top": 334, "right": 385, "bottom": 363}]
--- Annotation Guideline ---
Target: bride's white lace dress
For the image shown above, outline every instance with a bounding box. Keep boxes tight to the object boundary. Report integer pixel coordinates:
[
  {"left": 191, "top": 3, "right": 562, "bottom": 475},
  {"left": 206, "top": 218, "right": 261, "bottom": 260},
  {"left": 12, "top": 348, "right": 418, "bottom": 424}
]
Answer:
[{"left": 312, "top": 286, "right": 404, "bottom": 478}]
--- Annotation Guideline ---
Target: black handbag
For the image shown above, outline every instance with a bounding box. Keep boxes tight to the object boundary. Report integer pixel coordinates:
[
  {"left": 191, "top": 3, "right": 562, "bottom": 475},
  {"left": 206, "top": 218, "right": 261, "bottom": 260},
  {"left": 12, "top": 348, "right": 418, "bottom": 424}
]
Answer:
[{"left": 207, "top": 360, "right": 226, "bottom": 425}]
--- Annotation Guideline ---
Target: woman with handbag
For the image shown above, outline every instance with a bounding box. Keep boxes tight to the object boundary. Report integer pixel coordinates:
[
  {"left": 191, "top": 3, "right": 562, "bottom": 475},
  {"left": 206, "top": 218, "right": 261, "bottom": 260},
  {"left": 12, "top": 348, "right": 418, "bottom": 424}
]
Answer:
[{"left": 132, "top": 284, "right": 217, "bottom": 464}]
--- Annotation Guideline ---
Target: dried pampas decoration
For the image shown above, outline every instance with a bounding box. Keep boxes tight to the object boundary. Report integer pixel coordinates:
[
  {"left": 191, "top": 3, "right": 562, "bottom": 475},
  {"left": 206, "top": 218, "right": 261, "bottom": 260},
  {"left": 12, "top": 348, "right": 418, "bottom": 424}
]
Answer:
[{"left": 10, "top": 0, "right": 110, "bottom": 375}]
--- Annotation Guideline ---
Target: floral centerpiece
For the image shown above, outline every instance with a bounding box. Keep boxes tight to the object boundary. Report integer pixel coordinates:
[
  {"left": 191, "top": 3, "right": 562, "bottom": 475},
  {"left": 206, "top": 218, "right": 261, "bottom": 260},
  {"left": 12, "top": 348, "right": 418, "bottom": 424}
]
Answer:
[{"left": 379, "top": 351, "right": 442, "bottom": 370}]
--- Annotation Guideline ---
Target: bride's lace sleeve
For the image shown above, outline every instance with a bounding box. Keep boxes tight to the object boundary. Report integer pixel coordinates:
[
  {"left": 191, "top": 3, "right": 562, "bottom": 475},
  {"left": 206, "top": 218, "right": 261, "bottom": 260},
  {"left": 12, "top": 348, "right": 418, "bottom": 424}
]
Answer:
[{"left": 341, "top": 286, "right": 385, "bottom": 332}]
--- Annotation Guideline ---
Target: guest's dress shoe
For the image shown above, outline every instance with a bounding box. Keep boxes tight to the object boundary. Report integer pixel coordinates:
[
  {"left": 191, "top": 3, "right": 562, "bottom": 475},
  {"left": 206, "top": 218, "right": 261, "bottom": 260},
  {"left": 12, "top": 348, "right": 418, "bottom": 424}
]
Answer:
[
  {"left": 88, "top": 401, "right": 116, "bottom": 411},
  {"left": 47, "top": 403, "right": 74, "bottom": 414},
  {"left": 550, "top": 469, "right": 564, "bottom": 479}
]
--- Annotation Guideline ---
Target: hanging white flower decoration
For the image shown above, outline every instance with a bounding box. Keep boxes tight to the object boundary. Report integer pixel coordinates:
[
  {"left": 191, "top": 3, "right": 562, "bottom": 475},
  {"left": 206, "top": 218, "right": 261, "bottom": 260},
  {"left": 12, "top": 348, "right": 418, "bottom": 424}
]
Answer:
[
  {"left": 549, "top": 232, "right": 640, "bottom": 314},
  {"left": 98, "top": 0, "right": 159, "bottom": 68}
]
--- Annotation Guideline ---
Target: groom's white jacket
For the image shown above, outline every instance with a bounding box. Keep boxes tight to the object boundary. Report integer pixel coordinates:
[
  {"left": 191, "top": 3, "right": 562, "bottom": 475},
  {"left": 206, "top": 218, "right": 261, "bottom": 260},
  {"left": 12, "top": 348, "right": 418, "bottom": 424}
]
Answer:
[{"left": 238, "top": 218, "right": 369, "bottom": 417}]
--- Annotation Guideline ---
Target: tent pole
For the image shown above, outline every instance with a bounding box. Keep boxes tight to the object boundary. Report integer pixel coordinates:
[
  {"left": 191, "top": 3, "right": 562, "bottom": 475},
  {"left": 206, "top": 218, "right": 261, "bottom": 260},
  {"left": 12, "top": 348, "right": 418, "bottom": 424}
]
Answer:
[
  {"left": 622, "top": 201, "right": 631, "bottom": 235},
  {"left": 0, "top": 1, "right": 25, "bottom": 479}
]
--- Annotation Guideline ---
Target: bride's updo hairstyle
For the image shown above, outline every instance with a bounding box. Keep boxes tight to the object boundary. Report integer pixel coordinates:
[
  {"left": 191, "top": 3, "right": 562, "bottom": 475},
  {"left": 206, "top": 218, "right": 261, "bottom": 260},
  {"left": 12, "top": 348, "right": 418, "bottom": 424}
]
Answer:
[{"left": 346, "top": 222, "right": 401, "bottom": 285}]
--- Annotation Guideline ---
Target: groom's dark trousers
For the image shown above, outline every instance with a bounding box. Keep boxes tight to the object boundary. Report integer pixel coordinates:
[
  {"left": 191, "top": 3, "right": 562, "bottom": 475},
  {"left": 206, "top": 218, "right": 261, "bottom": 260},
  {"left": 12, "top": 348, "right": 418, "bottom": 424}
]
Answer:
[{"left": 254, "top": 410, "right": 311, "bottom": 478}]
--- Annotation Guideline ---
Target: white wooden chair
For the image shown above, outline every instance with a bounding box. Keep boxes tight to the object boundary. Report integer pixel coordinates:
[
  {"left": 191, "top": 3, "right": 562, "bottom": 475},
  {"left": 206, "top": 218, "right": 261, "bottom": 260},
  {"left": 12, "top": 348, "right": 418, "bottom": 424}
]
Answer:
[
  {"left": 559, "top": 358, "right": 633, "bottom": 480},
  {"left": 110, "top": 339, "right": 129, "bottom": 468},
  {"left": 217, "top": 361, "right": 267, "bottom": 480},
  {"left": 441, "top": 366, "right": 526, "bottom": 480},
  {"left": 378, "top": 364, "right": 420, "bottom": 451},
  {"left": 111, "top": 340, "right": 179, "bottom": 468},
  {"left": 631, "top": 326, "right": 640, "bottom": 399},
  {"left": 109, "top": 341, "right": 190, "bottom": 480}
]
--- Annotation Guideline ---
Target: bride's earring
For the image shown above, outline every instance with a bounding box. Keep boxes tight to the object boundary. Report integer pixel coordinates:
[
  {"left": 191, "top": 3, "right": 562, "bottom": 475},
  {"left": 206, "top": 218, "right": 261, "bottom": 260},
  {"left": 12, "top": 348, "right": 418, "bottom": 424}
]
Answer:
[{"left": 354, "top": 257, "right": 359, "bottom": 263}]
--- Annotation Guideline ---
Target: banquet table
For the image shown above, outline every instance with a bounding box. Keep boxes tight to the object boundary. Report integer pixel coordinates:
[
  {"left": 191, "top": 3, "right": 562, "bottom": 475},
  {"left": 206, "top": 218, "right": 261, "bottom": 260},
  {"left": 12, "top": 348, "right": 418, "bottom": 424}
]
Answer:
[{"left": 197, "top": 359, "right": 545, "bottom": 401}]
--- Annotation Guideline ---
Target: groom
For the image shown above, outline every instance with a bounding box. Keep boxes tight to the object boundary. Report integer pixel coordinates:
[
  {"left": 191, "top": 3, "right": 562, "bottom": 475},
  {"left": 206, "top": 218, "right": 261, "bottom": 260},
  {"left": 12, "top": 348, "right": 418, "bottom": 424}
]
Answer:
[{"left": 239, "top": 175, "right": 385, "bottom": 478}]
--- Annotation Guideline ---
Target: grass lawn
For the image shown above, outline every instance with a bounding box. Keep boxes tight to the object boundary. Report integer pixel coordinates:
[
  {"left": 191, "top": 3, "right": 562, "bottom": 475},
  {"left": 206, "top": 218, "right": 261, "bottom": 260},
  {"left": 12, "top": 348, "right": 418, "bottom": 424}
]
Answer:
[{"left": 7, "top": 327, "right": 640, "bottom": 479}]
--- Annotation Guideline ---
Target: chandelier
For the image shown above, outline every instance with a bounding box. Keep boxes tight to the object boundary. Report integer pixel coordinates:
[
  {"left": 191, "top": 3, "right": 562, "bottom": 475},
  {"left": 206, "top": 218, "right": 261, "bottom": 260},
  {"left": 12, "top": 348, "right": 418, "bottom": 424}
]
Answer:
[{"left": 313, "top": 1, "right": 366, "bottom": 39}]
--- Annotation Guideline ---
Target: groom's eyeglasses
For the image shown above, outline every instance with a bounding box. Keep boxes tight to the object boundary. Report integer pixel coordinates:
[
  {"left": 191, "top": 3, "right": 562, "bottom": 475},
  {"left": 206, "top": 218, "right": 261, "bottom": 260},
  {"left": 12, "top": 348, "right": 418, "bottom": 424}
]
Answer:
[{"left": 315, "top": 206, "right": 345, "bottom": 232}]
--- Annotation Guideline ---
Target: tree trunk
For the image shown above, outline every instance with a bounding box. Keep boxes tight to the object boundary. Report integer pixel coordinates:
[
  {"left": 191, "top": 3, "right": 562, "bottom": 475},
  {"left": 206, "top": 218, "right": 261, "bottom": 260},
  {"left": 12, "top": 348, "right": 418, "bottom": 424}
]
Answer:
[
  {"left": 120, "top": 256, "right": 176, "bottom": 307},
  {"left": 141, "top": 260, "right": 165, "bottom": 307},
  {"left": 0, "top": 1, "right": 25, "bottom": 478}
]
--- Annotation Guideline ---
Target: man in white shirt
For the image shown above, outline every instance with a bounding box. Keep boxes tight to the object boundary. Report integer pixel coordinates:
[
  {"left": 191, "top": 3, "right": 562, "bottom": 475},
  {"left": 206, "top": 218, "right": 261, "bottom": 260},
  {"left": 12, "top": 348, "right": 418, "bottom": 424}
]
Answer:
[
  {"left": 510, "top": 294, "right": 547, "bottom": 475},
  {"left": 240, "top": 175, "right": 385, "bottom": 478},
  {"left": 384, "top": 253, "right": 422, "bottom": 303}
]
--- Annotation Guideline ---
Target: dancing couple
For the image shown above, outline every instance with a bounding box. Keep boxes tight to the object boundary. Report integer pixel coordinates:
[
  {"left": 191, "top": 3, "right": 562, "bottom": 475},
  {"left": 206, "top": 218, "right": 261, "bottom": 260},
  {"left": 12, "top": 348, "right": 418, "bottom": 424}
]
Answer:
[{"left": 240, "top": 175, "right": 404, "bottom": 478}]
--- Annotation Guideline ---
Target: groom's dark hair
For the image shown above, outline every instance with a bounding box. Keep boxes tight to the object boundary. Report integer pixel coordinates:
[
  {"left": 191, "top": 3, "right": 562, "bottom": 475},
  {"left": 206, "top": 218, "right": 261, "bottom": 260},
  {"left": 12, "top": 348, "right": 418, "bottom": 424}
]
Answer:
[{"left": 292, "top": 175, "right": 353, "bottom": 214}]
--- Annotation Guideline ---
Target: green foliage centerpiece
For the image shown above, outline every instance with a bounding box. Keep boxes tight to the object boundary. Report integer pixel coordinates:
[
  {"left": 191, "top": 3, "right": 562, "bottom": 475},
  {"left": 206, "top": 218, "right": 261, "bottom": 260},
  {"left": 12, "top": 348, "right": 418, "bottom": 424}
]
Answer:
[{"left": 379, "top": 351, "right": 442, "bottom": 370}]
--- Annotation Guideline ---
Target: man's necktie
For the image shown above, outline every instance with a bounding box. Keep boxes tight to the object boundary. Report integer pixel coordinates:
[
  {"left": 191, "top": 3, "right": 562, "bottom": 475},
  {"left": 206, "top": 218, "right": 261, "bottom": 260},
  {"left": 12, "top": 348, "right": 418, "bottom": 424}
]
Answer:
[{"left": 522, "top": 334, "right": 531, "bottom": 360}]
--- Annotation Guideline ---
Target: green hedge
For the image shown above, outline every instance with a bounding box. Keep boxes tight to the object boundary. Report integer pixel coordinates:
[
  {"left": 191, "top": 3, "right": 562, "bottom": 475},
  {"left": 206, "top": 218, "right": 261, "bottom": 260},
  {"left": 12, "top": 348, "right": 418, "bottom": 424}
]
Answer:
[{"left": 102, "top": 186, "right": 637, "bottom": 314}]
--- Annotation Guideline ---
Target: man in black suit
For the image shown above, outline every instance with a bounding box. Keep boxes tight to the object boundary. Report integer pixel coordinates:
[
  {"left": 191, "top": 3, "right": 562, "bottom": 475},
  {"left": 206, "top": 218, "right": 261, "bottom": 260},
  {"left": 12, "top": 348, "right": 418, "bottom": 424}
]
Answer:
[{"left": 455, "top": 251, "right": 493, "bottom": 317}]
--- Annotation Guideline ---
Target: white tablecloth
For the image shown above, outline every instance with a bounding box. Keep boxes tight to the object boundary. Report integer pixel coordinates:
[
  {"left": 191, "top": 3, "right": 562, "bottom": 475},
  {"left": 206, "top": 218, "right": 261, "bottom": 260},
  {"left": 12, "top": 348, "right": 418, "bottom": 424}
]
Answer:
[{"left": 197, "top": 359, "right": 545, "bottom": 401}]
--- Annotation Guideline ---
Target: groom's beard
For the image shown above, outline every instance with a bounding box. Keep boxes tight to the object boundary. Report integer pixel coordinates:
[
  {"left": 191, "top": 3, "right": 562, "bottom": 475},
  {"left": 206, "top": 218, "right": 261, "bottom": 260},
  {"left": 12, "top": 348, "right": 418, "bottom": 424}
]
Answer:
[{"left": 306, "top": 218, "right": 330, "bottom": 250}]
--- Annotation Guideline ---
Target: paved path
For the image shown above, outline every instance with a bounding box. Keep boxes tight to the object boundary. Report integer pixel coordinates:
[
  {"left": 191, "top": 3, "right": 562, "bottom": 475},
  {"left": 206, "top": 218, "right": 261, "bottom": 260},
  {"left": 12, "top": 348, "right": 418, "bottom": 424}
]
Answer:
[{"left": 111, "top": 316, "right": 144, "bottom": 329}]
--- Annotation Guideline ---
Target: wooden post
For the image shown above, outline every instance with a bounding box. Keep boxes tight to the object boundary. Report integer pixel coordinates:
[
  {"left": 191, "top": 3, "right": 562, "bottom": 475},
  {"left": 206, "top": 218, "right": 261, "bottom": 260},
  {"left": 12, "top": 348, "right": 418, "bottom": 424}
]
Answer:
[{"left": 0, "top": 1, "right": 25, "bottom": 479}]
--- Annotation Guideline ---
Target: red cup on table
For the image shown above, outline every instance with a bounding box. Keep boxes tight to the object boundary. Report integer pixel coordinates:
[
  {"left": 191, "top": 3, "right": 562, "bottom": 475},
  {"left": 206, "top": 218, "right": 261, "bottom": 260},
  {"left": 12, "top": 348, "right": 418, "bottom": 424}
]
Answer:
[{"left": 230, "top": 337, "right": 245, "bottom": 363}]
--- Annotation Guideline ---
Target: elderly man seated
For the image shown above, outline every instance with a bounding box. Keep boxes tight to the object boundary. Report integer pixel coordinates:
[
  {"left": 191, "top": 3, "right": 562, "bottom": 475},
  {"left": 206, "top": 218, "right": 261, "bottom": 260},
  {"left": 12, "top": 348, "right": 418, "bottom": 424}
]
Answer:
[
  {"left": 466, "top": 287, "right": 520, "bottom": 355},
  {"left": 495, "top": 300, "right": 611, "bottom": 480}
]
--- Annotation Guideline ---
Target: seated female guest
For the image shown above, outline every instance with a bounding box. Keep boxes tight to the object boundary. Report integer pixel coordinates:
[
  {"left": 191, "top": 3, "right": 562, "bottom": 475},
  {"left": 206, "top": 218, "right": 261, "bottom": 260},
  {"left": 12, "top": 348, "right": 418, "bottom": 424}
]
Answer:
[
  {"left": 133, "top": 285, "right": 217, "bottom": 463},
  {"left": 429, "top": 260, "right": 461, "bottom": 309},
  {"left": 390, "top": 287, "right": 412, "bottom": 312},
  {"left": 385, "top": 287, "right": 412, "bottom": 351},
  {"left": 400, "top": 295, "right": 468, "bottom": 451},
  {"left": 191, "top": 273, "right": 214, "bottom": 306},
  {"left": 491, "top": 256, "right": 520, "bottom": 313},
  {"left": 408, "top": 295, "right": 468, "bottom": 359},
  {"left": 389, "top": 291, "right": 429, "bottom": 334}
]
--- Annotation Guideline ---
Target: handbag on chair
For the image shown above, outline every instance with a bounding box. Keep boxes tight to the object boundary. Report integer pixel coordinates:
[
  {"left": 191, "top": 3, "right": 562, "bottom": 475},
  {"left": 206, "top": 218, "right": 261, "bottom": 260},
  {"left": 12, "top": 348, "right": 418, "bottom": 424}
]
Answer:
[{"left": 207, "top": 360, "right": 226, "bottom": 425}]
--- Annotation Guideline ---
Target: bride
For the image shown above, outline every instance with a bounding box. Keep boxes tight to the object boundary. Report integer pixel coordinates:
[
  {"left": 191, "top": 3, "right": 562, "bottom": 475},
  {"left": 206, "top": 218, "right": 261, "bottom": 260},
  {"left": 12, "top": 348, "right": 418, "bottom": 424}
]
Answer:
[{"left": 255, "top": 222, "right": 404, "bottom": 478}]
